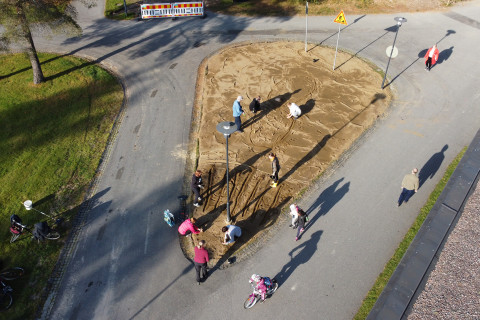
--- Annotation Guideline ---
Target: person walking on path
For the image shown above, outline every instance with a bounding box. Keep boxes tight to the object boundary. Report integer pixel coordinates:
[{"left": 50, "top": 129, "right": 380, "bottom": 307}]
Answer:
[
  {"left": 191, "top": 170, "right": 204, "bottom": 207},
  {"left": 424, "top": 44, "right": 439, "bottom": 71},
  {"left": 398, "top": 168, "right": 419, "bottom": 207},
  {"left": 289, "top": 204, "right": 299, "bottom": 228},
  {"left": 295, "top": 209, "right": 308, "bottom": 241},
  {"left": 194, "top": 240, "right": 209, "bottom": 284},
  {"left": 286, "top": 102, "right": 301, "bottom": 119},
  {"left": 268, "top": 153, "right": 280, "bottom": 188},
  {"left": 178, "top": 217, "right": 203, "bottom": 237},
  {"left": 222, "top": 225, "right": 242, "bottom": 245},
  {"left": 233, "top": 95, "right": 245, "bottom": 132},
  {"left": 249, "top": 96, "right": 261, "bottom": 114}
]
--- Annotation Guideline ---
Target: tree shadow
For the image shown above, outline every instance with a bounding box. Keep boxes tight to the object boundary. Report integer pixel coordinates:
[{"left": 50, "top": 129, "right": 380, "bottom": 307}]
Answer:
[
  {"left": 211, "top": 197, "right": 291, "bottom": 271},
  {"left": 437, "top": 46, "right": 454, "bottom": 64},
  {"left": 418, "top": 144, "right": 448, "bottom": 189},
  {"left": 302, "top": 178, "right": 350, "bottom": 235},
  {"left": 242, "top": 89, "right": 301, "bottom": 129},
  {"left": 274, "top": 230, "right": 323, "bottom": 286}
]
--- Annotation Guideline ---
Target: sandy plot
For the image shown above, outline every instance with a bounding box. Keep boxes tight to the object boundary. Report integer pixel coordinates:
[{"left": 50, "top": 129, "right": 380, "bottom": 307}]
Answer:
[{"left": 182, "top": 41, "right": 392, "bottom": 268}]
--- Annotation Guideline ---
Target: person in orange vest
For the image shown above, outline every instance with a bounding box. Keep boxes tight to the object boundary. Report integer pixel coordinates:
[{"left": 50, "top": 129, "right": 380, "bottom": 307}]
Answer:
[{"left": 424, "top": 44, "right": 439, "bottom": 71}]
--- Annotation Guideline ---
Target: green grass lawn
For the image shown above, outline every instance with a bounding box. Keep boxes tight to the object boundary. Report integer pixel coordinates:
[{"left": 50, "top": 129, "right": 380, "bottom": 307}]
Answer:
[
  {"left": 353, "top": 146, "right": 468, "bottom": 320},
  {"left": 0, "top": 53, "right": 123, "bottom": 319}
]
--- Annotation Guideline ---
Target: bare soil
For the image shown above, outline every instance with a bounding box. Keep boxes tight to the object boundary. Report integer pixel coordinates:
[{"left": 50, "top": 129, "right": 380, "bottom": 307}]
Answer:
[{"left": 181, "top": 41, "right": 392, "bottom": 268}]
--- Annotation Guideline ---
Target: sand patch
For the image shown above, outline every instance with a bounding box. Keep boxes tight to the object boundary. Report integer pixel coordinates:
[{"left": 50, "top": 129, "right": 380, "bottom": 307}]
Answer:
[{"left": 182, "top": 41, "right": 392, "bottom": 268}]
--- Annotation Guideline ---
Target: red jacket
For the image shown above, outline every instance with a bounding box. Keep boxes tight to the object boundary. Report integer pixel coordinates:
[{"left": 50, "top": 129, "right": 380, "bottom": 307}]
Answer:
[
  {"left": 424, "top": 46, "right": 439, "bottom": 66},
  {"left": 178, "top": 220, "right": 200, "bottom": 235},
  {"left": 194, "top": 246, "right": 209, "bottom": 263}
]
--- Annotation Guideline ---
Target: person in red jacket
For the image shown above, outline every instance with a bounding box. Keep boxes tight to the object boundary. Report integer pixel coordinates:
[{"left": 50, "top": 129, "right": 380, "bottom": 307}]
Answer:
[
  {"left": 194, "top": 240, "right": 209, "bottom": 284},
  {"left": 424, "top": 44, "right": 439, "bottom": 71},
  {"left": 178, "top": 217, "right": 202, "bottom": 237}
]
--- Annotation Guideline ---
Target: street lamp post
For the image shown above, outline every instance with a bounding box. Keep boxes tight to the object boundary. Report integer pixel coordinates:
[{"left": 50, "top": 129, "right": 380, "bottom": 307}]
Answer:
[
  {"left": 23, "top": 200, "right": 54, "bottom": 221},
  {"left": 216, "top": 121, "right": 237, "bottom": 223},
  {"left": 381, "top": 17, "right": 407, "bottom": 89}
]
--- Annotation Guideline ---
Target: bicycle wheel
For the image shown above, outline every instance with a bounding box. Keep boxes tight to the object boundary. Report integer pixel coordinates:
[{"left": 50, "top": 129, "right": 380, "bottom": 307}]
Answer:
[
  {"left": 46, "top": 231, "right": 60, "bottom": 240},
  {"left": 0, "top": 292, "right": 13, "bottom": 311},
  {"left": 244, "top": 295, "right": 257, "bottom": 309},
  {"left": 0, "top": 268, "right": 24, "bottom": 281},
  {"left": 10, "top": 234, "right": 20, "bottom": 243}
]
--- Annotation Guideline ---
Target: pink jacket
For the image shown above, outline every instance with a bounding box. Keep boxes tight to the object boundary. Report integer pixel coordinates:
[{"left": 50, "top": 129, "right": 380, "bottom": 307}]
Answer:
[
  {"left": 255, "top": 278, "right": 267, "bottom": 298},
  {"left": 178, "top": 220, "right": 200, "bottom": 235}
]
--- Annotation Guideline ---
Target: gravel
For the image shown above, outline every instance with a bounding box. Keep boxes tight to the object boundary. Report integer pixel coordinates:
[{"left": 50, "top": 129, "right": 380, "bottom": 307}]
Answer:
[{"left": 407, "top": 182, "right": 480, "bottom": 320}]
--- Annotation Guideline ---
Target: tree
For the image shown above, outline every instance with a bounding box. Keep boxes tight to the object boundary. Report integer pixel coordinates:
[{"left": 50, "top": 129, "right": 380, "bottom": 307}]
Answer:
[{"left": 0, "top": 0, "right": 86, "bottom": 84}]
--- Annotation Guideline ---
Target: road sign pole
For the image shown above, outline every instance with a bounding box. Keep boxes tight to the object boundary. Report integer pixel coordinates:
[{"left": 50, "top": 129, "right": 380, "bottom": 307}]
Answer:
[
  {"left": 305, "top": 2, "right": 308, "bottom": 52},
  {"left": 333, "top": 25, "right": 340, "bottom": 70}
]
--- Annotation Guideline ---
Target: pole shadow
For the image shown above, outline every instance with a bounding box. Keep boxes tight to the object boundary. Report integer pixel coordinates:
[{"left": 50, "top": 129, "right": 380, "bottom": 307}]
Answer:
[
  {"left": 274, "top": 230, "right": 323, "bottom": 287},
  {"left": 418, "top": 144, "right": 448, "bottom": 189},
  {"left": 384, "top": 29, "right": 456, "bottom": 88},
  {"left": 309, "top": 14, "right": 367, "bottom": 50},
  {"left": 335, "top": 31, "right": 389, "bottom": 70}
]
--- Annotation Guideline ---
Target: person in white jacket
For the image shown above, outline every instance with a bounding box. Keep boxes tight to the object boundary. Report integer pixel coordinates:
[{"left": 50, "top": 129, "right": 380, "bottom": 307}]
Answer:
[{"left": 289, "top": 204, "right": 299, "bottom": 228}]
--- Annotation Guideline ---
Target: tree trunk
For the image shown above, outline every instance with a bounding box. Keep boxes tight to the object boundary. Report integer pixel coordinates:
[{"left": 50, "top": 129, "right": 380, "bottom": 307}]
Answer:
[{"left": 16, "top": 1, "right": 44, "bottom": 84}]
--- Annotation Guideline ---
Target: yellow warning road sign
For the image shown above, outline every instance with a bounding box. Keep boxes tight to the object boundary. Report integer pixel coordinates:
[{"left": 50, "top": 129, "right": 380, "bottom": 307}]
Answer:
[{"left": 334, "top": 10, "right": 348, "bottom": 25}]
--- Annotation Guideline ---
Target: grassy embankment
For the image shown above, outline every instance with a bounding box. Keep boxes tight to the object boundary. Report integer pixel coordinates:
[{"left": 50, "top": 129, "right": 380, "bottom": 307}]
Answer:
[
  {"left": 0, "top": 53, "right": 123, "bottom": 319},
  {"left": 354, "top": 146, "right": 468, "bottom": 319}
]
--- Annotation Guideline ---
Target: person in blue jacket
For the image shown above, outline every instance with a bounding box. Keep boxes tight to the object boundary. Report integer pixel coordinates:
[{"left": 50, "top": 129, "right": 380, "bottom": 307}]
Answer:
[{"left": 232, "top": 95, "right": 245, "bottom": 132}]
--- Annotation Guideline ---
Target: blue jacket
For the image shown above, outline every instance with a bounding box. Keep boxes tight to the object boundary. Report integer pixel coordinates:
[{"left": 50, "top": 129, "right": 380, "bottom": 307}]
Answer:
[{"left": 232, "top": 100, "right": 244, "bottom": 117}]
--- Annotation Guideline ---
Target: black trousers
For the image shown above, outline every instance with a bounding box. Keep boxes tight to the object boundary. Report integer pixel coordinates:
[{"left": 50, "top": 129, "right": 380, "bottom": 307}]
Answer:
[
  {"left": 194, "top": 262, "right": 208, "bottom": 282},
  {"left": 426, "top": 57, "right": 432, "bottom": 69}
]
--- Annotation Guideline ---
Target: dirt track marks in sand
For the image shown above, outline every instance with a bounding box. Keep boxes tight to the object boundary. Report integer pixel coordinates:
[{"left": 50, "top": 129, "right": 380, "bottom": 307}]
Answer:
[{"left": 183, "top": 41, "right": 392, "bottom": 267}]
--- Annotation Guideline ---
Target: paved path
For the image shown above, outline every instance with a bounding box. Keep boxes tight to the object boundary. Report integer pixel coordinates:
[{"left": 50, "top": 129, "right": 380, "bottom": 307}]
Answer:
[{"left": 35, "top": 1, "right": 480, "bottom": 319}]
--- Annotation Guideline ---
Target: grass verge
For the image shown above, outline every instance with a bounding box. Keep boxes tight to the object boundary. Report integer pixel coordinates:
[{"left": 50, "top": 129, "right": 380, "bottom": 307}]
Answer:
[
  {"left": 0, "top": 53, "right": 123, "bottom": 319},
  {"left": 353, "top": 146, "right": 468, "bottom": 320}
]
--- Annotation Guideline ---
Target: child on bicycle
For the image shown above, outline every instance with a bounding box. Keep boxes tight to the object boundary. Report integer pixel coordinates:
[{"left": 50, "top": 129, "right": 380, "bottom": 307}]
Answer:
[{"left": 249, "top": 274, "right": 267, "bottom": 302}]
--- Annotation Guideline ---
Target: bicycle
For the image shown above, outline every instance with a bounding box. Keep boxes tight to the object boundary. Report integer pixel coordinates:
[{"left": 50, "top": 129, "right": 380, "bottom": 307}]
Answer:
[
  {"left": 0, "top": 267, "right": 24, "bottom": 311},
  {"left": 10, "top": 215, "right": 60, "bottom": 243}
]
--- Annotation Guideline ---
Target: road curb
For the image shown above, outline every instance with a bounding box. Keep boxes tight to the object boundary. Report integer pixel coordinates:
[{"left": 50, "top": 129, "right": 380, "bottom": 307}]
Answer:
[{"left": 367, "top": 129, "right": 480, "bottom": 320}]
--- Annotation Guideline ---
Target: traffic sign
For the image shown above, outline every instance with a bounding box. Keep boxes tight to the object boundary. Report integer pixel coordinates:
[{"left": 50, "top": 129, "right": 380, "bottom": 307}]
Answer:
[{"left": 334, "top": 10, "right": 348, "bottom": 25}]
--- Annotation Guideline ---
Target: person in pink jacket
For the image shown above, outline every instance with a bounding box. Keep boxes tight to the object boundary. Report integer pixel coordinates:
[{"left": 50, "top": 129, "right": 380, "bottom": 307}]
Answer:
[
  {"left": 178, "top": 217, "right": 202, "bottom": 236},
  {"left": 249, "top": 274, "right": 267, "bottom": 302},
  {"left": 424, "top": 44, "right": 439, "bottom": 71}
]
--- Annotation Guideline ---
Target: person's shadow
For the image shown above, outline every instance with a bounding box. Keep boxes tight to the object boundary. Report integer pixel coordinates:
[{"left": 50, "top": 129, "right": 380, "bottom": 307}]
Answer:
[
  {"left": 298, "top": 99, "right": 315, "bottom": 117},
  {"left": 274, "top": 230, "right": 323, "bottom": 287},
  {"left": 418, "top": 144, "right": 448, "bottom": 189},
  {"left": 242, "top": 89, "right": 301, "bottom": 129},
  {"left": 302, "top": 178, "right": 350, "bottom": 234},
  {"left": 437, "top": 46, "right": 454, "bottom": 64}
]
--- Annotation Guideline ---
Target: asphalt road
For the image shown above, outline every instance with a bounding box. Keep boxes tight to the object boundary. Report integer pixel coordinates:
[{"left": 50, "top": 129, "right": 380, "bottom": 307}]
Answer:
[{"left": 33, "top": 1, "right": 480, "bottom": 319}]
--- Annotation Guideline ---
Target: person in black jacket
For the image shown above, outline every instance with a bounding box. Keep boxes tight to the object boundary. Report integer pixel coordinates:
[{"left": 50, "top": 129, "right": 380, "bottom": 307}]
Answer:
[
  {"left": 268, "top": 153, "right": 280, "bottom": 188},
  {"left": 191, "top": 170, "right": 204, "bottom": 207},
  {"left": 295, "top": 209, "right": 307, "bottom": 241},
  {"left": 249, "top": 96, "right": 261, "bottom": 113}
]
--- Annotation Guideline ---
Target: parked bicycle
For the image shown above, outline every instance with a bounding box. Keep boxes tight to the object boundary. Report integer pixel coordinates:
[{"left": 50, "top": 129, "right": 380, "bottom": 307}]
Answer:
[
  {"left": 0, "top": 267, "right": 24, "bottom": 311},
  {"left": 9, "top": 215, "right": 60, "bottom": 243}
]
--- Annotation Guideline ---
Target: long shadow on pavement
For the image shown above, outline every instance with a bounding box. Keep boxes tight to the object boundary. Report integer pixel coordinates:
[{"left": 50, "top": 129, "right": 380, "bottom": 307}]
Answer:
[
  {"left": 301, "top": 178, "right": 350, "bottom": 236},
  {"left": 418, "top": 144, "right": 448, "bottom": 189},
  {"left": 274, "top": 230, "right": 323, "bottom": 287}
]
